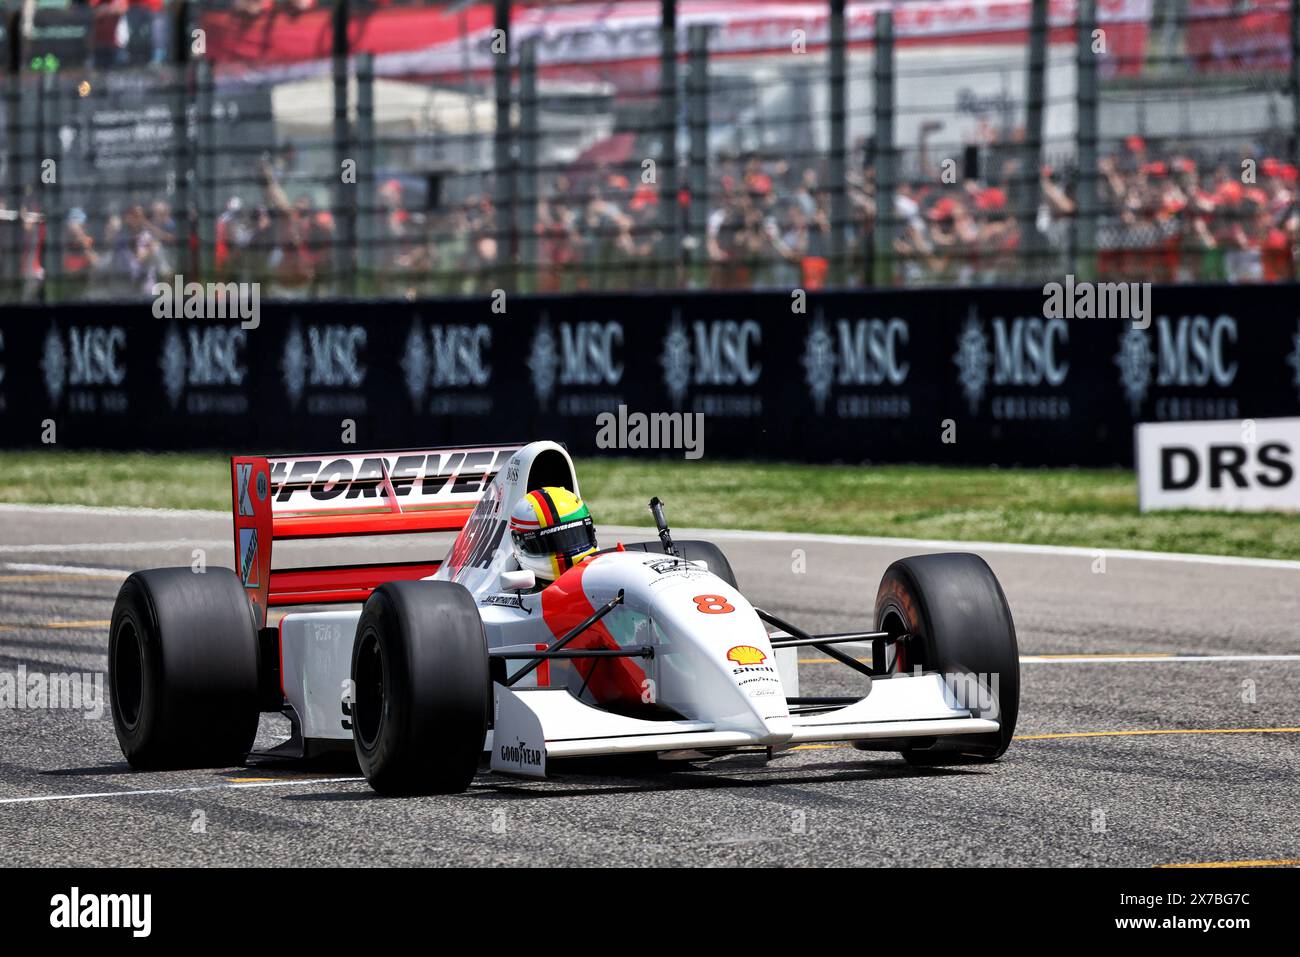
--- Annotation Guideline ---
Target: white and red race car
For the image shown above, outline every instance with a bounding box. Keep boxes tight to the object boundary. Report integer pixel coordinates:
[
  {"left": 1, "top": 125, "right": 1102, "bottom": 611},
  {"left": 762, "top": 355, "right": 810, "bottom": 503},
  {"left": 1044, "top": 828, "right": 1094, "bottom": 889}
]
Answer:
[{"left": 108, "top": 440, "right": 1019, "bottom": 794}]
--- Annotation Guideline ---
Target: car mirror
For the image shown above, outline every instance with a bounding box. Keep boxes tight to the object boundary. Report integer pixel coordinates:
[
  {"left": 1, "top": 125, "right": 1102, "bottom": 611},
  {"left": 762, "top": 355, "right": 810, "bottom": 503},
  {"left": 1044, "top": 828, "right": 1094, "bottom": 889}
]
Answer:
[{"left": 498, "top": 569, "right": 535, "bottom": 592}]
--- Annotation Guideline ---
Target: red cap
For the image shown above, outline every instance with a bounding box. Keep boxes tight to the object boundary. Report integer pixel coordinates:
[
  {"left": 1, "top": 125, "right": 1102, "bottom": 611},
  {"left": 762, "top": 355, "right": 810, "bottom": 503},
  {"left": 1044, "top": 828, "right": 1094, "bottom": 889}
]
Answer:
[
  {"left": 1215, "top": 180, "right": 1245, "bottom": 205},
  {"left": 975, "top": 187, "right": 1007, "bottom": 211},
  {"left": 630, "top": 184, "right": 658, "bottom": 210},
  {"left": 927, "top": 196, "right": 958, "bottom": 221}
]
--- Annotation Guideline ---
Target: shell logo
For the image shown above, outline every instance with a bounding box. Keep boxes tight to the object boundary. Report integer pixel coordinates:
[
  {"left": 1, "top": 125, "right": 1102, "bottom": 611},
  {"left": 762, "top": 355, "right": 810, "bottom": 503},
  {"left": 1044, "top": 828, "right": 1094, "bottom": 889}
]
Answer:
[{"left": 727, "top": 645, "right": 767, "bottom": 666}]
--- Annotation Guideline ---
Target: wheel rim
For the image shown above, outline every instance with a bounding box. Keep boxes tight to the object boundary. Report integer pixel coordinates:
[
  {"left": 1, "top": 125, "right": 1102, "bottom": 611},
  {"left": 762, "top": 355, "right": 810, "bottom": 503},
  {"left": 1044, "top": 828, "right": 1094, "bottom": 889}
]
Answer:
[
  {"left": 878, "top": 607, "right": 913, "bottom": 674},
  {"left": 353, "top": 628, "right": 386, "bottom": 750},
  {"left": 113, "top": 618, "right": 144, "bottom": 731}
]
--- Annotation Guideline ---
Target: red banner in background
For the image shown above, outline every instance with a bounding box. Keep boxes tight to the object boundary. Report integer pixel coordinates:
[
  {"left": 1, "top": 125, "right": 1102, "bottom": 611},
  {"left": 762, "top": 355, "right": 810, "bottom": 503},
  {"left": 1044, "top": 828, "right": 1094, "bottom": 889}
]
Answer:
[
  {"left": 201, "top": 0, "right": 1154, "bottom": 84},
  {"left": 1185, "top": 0, "right": 1290, "bottom": 75}
]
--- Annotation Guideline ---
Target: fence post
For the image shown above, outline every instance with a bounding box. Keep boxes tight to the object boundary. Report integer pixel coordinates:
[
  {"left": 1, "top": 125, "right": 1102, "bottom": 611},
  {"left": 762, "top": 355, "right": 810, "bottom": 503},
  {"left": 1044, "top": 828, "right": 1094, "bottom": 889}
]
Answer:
[
  {"left": 170, "top": 1, "right": 192, "bottom": 279},
  {"left": 332, "top": 0, "right": 353, "bottom": 296},
  {"left": 196, "top": 60, "right": 214, "bottom": 281},
  {"left": 517, "top": 37, "right": 538, "bottom": 294},
  {"left": 1023, "top": 0, "right": 1048, "bottom": 280},
  {"left": 355, "top": 52, "right": 375, "bottom": 296},
  {"left": 1075, "top": 0, "right": 1099, "bottom": 282},
  {"left": 828, "top": 0, "right": 847, "bottom": 288},
  {"left": 1292, "top": 0, "right": 1300, "bottom": 278},
  {"left": 658, "top": 0, "right": 680, "bottom": 288},
  {"left": 2, "top": 9, "right": 21, "bottom": 296},
  {"left": 41, "top": 73, "right": 62, "bottom": 303},
  {"left": 686, "top": 23, "right": 709, "bottom": 289},
  {"left": 872, "top": 10, "right": 895, "bottom": 288},
  {"left": 492, "top": 0, "right": 515, "bottom": 293}
]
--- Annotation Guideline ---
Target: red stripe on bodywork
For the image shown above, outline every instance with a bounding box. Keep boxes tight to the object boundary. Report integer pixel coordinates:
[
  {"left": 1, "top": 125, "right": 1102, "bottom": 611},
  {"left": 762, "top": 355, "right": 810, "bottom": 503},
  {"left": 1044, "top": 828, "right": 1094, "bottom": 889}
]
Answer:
[
  {"left": 268, "top": 562, "right": 440, "bottom": 606},
  {"left": 272, "top": 506, "right": 476, "bottom": 540},
  {"left": 540, "top": 560, "right": 646, "bottom": 705}
]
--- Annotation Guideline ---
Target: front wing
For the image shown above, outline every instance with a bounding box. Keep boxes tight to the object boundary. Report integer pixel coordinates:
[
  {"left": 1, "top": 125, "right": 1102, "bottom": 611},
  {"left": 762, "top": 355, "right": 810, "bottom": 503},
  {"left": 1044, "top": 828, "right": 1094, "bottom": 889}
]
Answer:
[{"left": 490, "top": 673, "right": 999, "bottom": 778}]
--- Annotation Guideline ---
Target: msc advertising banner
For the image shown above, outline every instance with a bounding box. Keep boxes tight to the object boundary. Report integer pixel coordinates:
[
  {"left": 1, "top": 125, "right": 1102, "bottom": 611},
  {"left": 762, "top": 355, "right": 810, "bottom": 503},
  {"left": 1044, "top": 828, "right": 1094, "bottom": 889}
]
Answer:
[{"left": 0, "top": 284, "right": 1297, "bottom": 466}]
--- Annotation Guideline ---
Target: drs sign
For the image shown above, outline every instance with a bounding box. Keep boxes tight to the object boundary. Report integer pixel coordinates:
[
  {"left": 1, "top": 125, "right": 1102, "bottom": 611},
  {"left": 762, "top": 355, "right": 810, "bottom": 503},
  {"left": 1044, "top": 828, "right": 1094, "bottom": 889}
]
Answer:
[{"left": 1136, "top": 418, "right": 1300, "bottom": 513}]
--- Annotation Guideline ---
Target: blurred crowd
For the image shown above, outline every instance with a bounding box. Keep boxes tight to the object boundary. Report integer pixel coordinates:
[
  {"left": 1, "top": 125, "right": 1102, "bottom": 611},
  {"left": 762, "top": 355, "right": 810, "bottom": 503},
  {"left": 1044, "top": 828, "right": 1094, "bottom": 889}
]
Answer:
[{"left": 3, "top": 129, "right": 1296, "bottom": 300}]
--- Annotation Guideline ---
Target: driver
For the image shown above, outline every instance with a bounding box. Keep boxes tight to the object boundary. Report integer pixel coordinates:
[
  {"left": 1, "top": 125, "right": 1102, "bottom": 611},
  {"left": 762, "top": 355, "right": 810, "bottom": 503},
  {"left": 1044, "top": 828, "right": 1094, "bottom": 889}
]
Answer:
[{"left": 509, "top": 487, "right": 599, "bottom": 584}]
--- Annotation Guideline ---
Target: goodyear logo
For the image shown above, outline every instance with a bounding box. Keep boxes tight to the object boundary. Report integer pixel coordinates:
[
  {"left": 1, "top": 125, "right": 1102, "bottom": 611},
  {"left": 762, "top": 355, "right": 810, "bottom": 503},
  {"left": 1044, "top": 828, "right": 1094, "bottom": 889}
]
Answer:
[{"left": 727, "top": 645, "right": 766, "bottom": 666}]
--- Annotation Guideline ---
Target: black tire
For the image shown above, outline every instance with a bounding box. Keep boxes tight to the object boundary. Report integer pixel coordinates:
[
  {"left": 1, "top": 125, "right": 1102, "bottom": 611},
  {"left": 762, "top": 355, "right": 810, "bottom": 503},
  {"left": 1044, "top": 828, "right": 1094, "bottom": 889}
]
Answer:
[
  {"left": 351, "top": 581, "right": 489, "bottom": 795},
  {"left": 872, "top": 552, "right": 1019, "bottom": 764},
  {"left": 108, "top": 567, "right": 260, "bottom": 770},
  {"left": 621, "top": 539, "right": 738, "bottom": 589}
]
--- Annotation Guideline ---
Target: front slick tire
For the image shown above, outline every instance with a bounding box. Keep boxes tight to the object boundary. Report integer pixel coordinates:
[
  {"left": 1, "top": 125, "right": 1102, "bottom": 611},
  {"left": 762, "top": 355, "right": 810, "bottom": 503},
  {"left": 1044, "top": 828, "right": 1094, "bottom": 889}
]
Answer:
[
  {"left": 351, "top": 581, "right": 489, "bottom": 796},
  {"left": 873, "top": 552, "right": 1019, "bottom": 766}
]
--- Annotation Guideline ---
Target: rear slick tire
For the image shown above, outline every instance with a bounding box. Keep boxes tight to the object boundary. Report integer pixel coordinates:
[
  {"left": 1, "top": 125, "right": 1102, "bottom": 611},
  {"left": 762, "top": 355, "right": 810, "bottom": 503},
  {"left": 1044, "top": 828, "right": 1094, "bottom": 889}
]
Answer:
[{"left": 108, "top": 567, "right": 260, "bottom": 770}]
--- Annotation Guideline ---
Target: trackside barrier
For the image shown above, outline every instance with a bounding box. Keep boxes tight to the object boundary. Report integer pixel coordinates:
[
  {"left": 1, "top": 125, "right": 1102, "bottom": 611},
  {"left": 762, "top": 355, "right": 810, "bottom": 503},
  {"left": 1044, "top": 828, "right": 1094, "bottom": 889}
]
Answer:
[{"left": 1, "top": 286, "right": 1296, "bottom": 466}]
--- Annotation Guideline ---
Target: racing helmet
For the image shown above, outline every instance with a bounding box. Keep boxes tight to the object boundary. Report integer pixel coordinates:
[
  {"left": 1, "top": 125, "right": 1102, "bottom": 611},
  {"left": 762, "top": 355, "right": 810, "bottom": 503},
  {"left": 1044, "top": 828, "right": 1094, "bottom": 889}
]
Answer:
[{"left": 509, "top": 487, "right": 599, "bottom": 583}]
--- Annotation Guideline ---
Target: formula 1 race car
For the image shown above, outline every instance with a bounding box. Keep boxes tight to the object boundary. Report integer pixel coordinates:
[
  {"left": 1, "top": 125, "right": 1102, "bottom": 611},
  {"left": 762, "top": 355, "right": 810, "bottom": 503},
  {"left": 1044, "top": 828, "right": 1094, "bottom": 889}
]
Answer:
[{"left": 107, "top": 440, "right": 1019, "bottom": 794}]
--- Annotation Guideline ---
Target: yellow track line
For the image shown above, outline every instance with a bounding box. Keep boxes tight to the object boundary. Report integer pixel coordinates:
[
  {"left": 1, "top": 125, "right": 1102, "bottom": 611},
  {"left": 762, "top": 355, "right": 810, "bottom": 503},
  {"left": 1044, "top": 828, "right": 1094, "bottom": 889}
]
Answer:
[
  {"left": 798, "top": 653, "right": 1176, "bottom": 665},
  {"left": 1157, "top": 859, "right": 1300, "bottom": 869},
  {"left": 792, "top": 728, "right": 1300, "bottom": 750},
  {"left": 1017, "top": 728, "right": 1300, "bottom": 741}
]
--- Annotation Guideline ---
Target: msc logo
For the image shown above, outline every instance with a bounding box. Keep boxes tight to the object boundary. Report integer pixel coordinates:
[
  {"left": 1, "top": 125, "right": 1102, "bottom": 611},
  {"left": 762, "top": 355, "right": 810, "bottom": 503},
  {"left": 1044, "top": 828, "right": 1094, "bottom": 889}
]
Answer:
[
  {"left": 952, "top": 311, "right": 1067, "bottom": 413},
  {"left": 159, "top": 324, "right": 247, "bottom": 409},
  {"left": 558, "top": 320, "right": 623, "bottom": 386},
  {"left": 1153, "top": 315, "right": 1237, "bottom": 387},
  {"left": 993, "top": 316, "right": 1068, "bottom": 387},
  {"left": 42, "top": 324, "right": 127, "bottom": 405},
  {"left": 402, "top": 319, "right": 492, "bottom": 410},
  {"left": 527, "top": 317, "right": 623, "bottom": 408},
  {"left": 661, "top": 315, "right": 761, "bottom": 408},
  {"left": 1115, "top": 315, "right": 1238, "bottom": 414},
  {"left": 803, "top": 315, "right": 909, "bottom": 413},
  {"left": 281, "top": 320, "right": 367, "bottom": 408}
]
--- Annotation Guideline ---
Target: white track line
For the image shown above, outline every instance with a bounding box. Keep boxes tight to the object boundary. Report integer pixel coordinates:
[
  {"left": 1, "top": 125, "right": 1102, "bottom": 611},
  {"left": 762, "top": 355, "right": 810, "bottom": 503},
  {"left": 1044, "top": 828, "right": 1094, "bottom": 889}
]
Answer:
[
  {"left": 608, "top": 525, "right": 1300, "bottom": 572},
  {"left": 0, "top": 540, "right": 227, "bottom": 554},
  {"left": 0, "top": 776, "right": 364, "bottom": 806},
  {"left": 2, "top": 504, "right": 1296, "bottom": 571},
  {"left": 0, "top": 503, "right": 222, "bottom": 520},
  {"left": 1020, "top": 654, "right": 1300, "bottom": 664},
  {"left": 1, "top": 562, "right": 132, "bottom": 578}
]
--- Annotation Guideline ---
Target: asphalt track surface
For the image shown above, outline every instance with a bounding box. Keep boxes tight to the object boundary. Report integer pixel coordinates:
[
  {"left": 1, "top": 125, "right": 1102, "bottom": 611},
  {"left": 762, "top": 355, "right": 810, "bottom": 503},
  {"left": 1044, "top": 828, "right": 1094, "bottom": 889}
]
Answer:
[{"left": 2, "top": 504, "right": 1298, "bottom": 867}]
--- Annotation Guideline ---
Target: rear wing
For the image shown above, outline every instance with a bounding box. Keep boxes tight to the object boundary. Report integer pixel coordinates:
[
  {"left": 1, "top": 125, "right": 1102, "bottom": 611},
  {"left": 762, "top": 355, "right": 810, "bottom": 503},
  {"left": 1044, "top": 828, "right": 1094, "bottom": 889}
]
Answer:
[{"left": 231, "top": 443, "right": 519, "bottom": 626}]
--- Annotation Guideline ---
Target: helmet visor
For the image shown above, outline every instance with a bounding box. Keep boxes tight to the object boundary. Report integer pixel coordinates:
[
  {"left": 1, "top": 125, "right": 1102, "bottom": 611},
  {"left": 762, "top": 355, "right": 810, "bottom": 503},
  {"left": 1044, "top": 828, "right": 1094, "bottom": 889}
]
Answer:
[{"left": 512, "top": 515, "right": 598, "bottom": 558}]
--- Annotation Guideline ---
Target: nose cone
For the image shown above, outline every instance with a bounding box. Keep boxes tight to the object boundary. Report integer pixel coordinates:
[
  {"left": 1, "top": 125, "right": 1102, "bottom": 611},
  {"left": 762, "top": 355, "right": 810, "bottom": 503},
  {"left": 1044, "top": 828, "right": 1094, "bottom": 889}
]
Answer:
[{"left": 720, "top": 641, "right": 792, "bottom": 738}]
